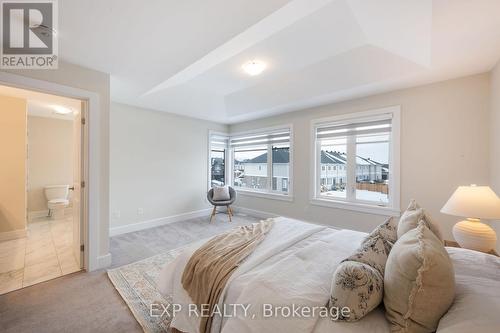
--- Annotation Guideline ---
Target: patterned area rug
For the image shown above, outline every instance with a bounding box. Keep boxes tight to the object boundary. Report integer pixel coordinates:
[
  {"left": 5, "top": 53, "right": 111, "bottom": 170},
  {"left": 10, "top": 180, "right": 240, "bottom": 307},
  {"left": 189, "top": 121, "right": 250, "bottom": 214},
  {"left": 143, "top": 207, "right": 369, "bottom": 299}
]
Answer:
[{"left": 108, "top": 245, "right": 191, "bottom": 333}]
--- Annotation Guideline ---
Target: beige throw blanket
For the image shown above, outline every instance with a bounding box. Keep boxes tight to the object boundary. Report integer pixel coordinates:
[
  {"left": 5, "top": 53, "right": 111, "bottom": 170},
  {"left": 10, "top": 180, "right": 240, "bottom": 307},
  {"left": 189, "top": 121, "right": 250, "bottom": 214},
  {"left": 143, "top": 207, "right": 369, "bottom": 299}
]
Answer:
[{"left": 181, "top": 219, "right": 275, "bottom": 333}]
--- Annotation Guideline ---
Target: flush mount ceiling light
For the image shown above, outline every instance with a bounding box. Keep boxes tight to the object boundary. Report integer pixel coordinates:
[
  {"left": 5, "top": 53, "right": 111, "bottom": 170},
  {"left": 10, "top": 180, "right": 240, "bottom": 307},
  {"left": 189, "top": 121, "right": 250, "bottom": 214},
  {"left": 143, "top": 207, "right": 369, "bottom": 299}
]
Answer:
[
  {"left": 52, "top": 105, "right": 73, "bottom": 115},
  {"left": 242, "top": 60, "right": 266, "bottom": 76}
]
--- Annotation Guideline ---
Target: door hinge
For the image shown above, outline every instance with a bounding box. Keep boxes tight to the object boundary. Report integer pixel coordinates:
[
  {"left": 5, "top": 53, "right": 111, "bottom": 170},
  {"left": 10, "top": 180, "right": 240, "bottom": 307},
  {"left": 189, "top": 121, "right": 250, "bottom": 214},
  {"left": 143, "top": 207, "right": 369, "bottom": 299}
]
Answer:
[
  {"left": 81, "top": 117, "right": 86, "bottom": 125},
  {"left": 81, "top": 181, "right": 85, "bottom": 188},
  {"left": 80, "top": 244, "right": 84, "bottom": 252}
]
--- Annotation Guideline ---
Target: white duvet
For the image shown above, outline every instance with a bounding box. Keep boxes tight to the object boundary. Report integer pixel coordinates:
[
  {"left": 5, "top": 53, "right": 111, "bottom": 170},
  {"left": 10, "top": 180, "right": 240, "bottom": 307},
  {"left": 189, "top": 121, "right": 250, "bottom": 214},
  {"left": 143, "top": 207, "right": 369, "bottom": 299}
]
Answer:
[
  {"left": 158, "top": 217, "right": 500, "bottom": 333},
  {"left": 158, "top": 217, "right": 389, "bottom": 333}
]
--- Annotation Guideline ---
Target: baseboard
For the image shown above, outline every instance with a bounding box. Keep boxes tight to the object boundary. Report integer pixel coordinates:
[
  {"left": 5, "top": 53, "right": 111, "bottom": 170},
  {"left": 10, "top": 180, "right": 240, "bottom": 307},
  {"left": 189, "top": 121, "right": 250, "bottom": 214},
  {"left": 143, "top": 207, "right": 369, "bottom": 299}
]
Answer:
[
  {"left": 97, "top": 253, "right": 112, "bottom": 269},
  {"left": 0, "top": 228, "right": 27, "bottom": 242},
  {"left": 233, "top": 206, "right": 279, "bottom": 219},
  {"left": 28, "top": 210, "right": 49, "bottom": 220},
  {"left": 28, "top": 207, "right": 73, "bottom": 221},
  {"left": 109, "top": 208, "right": 213, "bottom": 237}
]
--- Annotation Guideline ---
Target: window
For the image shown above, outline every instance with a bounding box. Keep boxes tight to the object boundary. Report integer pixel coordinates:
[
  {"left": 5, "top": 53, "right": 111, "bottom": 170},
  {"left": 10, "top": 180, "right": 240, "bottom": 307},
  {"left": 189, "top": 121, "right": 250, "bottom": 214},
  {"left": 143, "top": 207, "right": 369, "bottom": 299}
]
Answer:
[
  {"left": 319, "top": 137, "right": 347, "bottom": 199},
  {"left": 356, "top": 134, "right": 389, "bottom": 203},
  {"left": 271, "top": 143, "right": 290, "bottom": 194},
  {"left": 230, "top": 127, "right": 292, "bottom": 197},
  {"left": 312, "top": 107, "right": 400, "bottom": 214},
  {"left": 208, "top": 133, "right": 228, "bottom": 188},
  {"left": 282, "top": 179, "right": 289, "bottom": 191},
  {"left": 233, "top": 146, "right": 268, "bottom": 191}
]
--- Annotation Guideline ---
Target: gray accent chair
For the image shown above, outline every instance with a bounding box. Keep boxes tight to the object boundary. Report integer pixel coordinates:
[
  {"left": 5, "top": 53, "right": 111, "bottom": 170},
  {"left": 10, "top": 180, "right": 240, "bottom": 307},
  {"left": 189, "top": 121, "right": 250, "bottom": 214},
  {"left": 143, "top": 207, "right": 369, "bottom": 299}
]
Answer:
[{"left": 207, "top": 186, "right": 236, "bottom": 222}]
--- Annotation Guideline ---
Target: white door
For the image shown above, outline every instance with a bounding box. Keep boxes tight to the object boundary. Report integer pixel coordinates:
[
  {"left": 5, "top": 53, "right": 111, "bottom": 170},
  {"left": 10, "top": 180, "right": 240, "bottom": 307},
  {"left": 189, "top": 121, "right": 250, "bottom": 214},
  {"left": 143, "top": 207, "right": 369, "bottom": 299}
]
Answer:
[{"left": 72, "top": 104, "right": 83, "bottom": 268}]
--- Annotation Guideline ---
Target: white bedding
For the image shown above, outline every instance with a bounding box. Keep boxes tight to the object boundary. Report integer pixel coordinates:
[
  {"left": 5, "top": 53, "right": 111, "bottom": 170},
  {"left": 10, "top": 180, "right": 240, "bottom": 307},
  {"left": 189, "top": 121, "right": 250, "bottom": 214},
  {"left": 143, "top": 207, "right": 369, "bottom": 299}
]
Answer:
[
  {"left": 158, "top": 217, "right": 389, "bottom": 333},
  {"left": 436, "top": 247, "right": 500, "bottom": 333},
  {"left": 158, "top": 217, "right": 500, "bottom": 333}
]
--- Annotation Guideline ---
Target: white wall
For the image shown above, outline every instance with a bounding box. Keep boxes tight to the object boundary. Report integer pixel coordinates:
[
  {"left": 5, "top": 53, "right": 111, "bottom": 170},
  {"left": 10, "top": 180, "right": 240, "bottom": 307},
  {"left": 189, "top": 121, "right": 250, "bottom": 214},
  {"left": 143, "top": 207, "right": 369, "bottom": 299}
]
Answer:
[
  {"left": 27, "top": 116, "right": 73, "bottom": 213},
  {"left": 490, "top": 61, "right": 500, "bottom": 241},
  {"left": 230, "top": 74, "right": 491, "bottom": 244},
  {"left": 109, "top": 102, "right": 227, "bottom": 233}
]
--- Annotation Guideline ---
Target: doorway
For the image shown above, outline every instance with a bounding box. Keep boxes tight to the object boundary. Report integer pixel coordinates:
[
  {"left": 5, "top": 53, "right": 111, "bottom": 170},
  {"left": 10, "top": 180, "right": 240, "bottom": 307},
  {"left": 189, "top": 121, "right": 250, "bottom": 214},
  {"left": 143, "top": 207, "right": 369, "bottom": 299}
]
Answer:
[{"left": 0, "top": 84, "right": 86, "bottom": 295}]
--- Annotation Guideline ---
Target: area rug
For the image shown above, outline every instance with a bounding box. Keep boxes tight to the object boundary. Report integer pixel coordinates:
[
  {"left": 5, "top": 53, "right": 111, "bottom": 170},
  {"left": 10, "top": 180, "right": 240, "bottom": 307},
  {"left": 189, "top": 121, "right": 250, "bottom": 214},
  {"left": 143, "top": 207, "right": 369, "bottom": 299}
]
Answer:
[{"left": 108, "top": 244, "right": 195, "bottom": 333}]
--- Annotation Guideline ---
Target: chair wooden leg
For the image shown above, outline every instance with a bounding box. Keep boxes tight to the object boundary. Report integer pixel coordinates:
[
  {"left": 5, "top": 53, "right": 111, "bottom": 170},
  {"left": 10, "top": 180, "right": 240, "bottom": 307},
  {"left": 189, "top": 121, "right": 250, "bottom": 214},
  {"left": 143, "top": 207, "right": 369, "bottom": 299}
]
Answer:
[
  {"left": 227, "top": 205, "right": 232, "bottom": 222},
  {"left": 210, "top": 206, "right": 216, "bottom": 223}
]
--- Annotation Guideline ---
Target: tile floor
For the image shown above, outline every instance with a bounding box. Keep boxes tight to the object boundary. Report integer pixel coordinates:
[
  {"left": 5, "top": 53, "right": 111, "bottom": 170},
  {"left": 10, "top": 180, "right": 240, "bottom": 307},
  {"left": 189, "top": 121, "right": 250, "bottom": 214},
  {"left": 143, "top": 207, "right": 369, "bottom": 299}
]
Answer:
[{"left": 0, "top": 214, "right": 81, "bottom": 295}]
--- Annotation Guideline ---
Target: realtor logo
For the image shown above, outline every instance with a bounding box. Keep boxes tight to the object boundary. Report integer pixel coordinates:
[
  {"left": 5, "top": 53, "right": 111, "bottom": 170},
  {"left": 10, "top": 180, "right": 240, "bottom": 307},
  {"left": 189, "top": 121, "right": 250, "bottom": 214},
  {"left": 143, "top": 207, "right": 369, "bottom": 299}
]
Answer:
[{"left": 1, "top": 0, "right": 58, "bottom": 69}]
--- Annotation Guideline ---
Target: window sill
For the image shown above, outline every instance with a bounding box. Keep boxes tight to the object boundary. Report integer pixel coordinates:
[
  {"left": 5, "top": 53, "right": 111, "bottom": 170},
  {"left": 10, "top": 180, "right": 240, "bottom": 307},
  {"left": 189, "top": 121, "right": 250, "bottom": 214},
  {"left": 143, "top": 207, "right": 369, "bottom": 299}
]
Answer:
[
  {"left": 236, "top": 189, "right": 294, "bottom": 202},
  {"left": 310, "top": 197, "right": 400, "bottom": 217}
]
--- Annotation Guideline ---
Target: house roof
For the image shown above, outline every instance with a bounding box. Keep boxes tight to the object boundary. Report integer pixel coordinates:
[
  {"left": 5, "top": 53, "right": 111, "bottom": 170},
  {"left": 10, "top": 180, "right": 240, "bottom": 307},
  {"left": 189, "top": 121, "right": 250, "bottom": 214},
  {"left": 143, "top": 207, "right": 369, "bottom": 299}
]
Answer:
[
  {"left": 247, "top": 148, "right": 290, "bottom": 163},
  {"left": 244, "top": 149, "right": 385, "bottom": 167},
  {"left": 322, "top": 151, "right": 346, "bottom": 164}
]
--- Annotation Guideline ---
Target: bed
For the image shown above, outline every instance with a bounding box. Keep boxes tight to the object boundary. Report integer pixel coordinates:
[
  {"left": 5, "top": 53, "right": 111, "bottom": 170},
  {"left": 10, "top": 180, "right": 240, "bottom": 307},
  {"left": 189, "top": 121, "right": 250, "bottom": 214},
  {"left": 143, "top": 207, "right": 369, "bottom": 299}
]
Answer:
[{"left": 158, "top": 216, "right": 500, "bottom": 333}]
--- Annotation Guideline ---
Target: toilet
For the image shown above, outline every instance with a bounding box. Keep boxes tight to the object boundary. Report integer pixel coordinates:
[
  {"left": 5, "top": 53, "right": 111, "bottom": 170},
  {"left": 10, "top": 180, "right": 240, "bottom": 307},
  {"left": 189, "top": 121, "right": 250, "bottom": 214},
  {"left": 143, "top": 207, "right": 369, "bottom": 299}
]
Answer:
[{"left": 44, "top": 185, "right": 70, "bottom": 219}]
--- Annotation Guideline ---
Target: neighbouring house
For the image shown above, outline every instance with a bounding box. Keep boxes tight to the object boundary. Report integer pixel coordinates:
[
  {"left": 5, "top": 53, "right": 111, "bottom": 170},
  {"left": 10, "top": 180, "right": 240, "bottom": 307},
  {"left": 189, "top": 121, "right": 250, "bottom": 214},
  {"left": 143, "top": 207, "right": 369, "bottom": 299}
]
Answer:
[
  {"left": 320, "top": 151, "right": 387, "bottom": 191},
  {"left": 210, "top": 157, "right": 225, "bottom": 186},
  {"left": 235, "top": 149, "right": 388, "bottom": 194},
  {"left": 235, "top": 148, "right": 290, "bottom": 192}
]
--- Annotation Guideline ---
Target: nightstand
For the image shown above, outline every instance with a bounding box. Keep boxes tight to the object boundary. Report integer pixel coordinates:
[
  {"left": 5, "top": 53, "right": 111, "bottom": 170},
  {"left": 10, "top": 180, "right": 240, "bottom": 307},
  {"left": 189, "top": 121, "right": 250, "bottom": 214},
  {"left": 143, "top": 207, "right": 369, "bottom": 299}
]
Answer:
[{"left": 444, "top": 240, "right": 499, "bottom": 257}]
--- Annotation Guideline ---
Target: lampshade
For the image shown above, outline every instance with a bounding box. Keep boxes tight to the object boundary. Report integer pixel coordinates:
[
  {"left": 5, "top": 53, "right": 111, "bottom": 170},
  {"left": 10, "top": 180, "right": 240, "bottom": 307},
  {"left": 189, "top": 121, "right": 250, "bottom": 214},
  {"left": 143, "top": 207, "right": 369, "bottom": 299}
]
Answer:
[{"left": 441, "top": 185, "right": 500, "bottom": 220}]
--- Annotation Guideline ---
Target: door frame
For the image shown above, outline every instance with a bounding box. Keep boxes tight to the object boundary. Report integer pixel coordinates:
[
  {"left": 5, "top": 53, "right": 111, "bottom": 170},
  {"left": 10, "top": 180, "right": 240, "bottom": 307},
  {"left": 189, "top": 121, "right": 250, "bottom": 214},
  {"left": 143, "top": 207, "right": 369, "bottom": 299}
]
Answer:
[
  {"left": 75, "top": 101, "right": 88, "bottom": 268},
  {"left": 0, "top": 71, "right": 101, "bottom": 271}
]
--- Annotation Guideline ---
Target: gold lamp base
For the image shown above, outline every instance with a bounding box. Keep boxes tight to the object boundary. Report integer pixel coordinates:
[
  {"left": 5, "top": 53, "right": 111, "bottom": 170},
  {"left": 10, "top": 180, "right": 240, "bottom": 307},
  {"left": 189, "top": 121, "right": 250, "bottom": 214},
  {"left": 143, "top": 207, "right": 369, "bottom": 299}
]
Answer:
[{"left": 452, "top": 218, "right": 497, "bottom": 253}]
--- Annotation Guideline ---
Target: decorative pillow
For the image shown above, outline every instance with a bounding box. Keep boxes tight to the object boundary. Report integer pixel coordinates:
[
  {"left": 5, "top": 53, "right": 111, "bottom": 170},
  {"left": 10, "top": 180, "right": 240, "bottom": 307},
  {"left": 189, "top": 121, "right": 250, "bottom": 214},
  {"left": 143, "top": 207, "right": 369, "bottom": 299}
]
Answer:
[
  {"left": 329, "top": 218, "right": 396, "bottom": 322},
  {"left": 212, "top": 186, "right": 230, "bottom": 201},
  {"left": 384, "top": 221, "right": 455, "bottom": 333},
  {"left": 346, "top": 217, "right": 397, "bottom": 273},
  {"left": 346, "top": 235, "right": 389, "bottom": 275},
  {"left": 329, "top": 261, "right": 383, "bottom": 322},
  {"left": 370, "top": 217, "right": 398, "bottom": 252},
  {"left": 397, "top": 200, "right": 443, "bottom": 241}
]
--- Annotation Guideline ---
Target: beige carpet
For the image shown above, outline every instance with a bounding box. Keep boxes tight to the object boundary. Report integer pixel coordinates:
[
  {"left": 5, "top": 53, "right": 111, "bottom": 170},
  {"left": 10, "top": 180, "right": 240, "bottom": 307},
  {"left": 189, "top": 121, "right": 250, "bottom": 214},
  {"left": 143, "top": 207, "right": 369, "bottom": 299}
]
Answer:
[{"left": 0, "top": 213, "right": 262, "bottom": 333}]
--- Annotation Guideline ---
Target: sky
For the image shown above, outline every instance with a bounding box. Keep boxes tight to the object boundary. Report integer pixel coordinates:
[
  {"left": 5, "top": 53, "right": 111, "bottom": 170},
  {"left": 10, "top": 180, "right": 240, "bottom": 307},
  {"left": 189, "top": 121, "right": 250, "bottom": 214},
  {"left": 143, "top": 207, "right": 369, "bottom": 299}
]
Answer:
[
  {"left": 322, "top": 134, "right": 389, "bottom": 164},
  {"left": 354, "top": 142, "right": 389, "bottom": 164}
]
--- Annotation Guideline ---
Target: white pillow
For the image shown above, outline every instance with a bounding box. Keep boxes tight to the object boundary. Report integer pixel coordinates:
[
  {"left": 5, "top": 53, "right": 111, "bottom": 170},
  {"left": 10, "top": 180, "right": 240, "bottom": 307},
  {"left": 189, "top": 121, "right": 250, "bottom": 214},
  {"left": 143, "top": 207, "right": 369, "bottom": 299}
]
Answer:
[{"left": 212, "top": 186, "right": 230, "bottom": 201}]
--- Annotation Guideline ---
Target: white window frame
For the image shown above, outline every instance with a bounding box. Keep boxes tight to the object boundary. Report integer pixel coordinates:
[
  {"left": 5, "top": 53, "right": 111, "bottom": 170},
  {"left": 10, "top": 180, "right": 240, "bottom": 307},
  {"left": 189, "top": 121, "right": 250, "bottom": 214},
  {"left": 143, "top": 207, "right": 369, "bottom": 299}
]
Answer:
[
  {"left": 310, "top": 106, "right": 401, "bottom": 216},
  {"left": 207, "top": 130, "right": 230, "bottom": 190},
  {"left": 229, "top": 124, "right": 294, "bottom": 201}
]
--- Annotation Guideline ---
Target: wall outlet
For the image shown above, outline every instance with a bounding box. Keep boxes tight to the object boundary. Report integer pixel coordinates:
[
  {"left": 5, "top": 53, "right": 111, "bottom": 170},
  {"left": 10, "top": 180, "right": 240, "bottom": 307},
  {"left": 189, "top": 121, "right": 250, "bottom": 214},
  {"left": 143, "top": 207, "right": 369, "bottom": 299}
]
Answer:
[{"left": 137, "top": 208, "right": 144, "bottom": 215}]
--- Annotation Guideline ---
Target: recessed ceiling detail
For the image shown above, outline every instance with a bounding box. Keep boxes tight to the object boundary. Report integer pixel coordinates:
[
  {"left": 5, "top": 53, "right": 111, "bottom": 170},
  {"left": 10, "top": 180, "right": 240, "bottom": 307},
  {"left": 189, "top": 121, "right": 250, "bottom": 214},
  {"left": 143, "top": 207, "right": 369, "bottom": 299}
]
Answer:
[{"left": 58, "top": 0, "right": 500, "bottom": 123}]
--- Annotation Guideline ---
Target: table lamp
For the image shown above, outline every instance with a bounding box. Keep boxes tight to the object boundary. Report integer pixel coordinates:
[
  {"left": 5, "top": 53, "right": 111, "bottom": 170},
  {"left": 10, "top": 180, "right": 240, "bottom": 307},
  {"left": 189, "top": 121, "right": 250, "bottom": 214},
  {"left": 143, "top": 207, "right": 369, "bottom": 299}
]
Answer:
[{"left": 441, "top": 185, "right": 500, "bottom": 252}]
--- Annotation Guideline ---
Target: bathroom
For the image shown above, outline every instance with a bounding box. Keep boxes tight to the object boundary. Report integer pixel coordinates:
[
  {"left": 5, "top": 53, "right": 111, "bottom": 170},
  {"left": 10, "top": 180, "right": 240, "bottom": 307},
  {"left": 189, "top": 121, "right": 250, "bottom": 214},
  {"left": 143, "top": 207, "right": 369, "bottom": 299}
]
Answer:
[{"left": 0, "top": 85, "right": 83, "bottom": 294}]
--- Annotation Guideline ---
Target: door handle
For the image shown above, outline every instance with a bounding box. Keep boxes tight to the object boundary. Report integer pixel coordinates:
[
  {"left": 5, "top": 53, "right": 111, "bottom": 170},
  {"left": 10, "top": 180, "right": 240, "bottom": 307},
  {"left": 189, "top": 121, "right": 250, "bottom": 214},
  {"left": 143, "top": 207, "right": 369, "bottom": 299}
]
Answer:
[{"left": 69, "top": 186, "right": 75, "bottom": 191}]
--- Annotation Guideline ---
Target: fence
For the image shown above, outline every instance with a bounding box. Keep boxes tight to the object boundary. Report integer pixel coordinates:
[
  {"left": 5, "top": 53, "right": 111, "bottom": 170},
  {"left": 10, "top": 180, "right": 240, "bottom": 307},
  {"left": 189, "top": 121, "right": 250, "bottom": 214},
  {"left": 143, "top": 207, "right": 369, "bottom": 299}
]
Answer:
[{"left": 356, "top": 182, "right": 388, "bottom": 194}]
